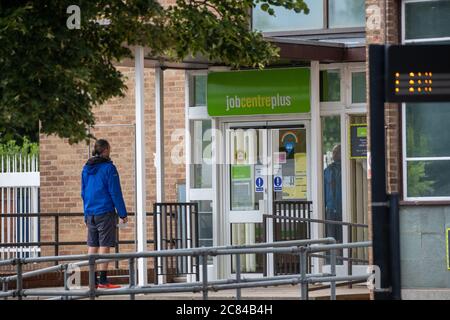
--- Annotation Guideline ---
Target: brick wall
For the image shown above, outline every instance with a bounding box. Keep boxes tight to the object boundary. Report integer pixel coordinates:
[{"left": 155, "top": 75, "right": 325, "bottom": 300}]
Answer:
[
  {"left": 365, "top": 0, "right": 401, "bottom": 268},
  {"left": 39, "top": 65, "right": 186, "bottom": 267}
]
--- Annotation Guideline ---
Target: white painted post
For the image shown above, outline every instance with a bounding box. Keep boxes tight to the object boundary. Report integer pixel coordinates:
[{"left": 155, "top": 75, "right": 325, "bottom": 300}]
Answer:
[
  {"left": 310, "top": 61, "right": 323, "bottom": 275},
  {"left": 155, "top": 67, "right": 165, "bottom": 203},
  {"left": 135, "top": 46, "right": 148, "bottom": 286},
  {"left": 155, "top": 66, "right": 166, "bottom": 284}
]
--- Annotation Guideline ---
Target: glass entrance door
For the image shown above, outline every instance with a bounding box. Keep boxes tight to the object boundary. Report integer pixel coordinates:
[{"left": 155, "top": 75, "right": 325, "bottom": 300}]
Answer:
[
  {"left": 227, "top": 127, "right": 267, "bottom": 275},
  {"left": 224, "top": 123, "right": 309, "bottom": 277}
]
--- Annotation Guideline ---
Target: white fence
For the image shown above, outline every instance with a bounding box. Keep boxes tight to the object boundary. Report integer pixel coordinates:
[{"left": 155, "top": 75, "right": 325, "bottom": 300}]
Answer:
[{"left": 0, "top": 155, "right": 40, "bottom": 259}]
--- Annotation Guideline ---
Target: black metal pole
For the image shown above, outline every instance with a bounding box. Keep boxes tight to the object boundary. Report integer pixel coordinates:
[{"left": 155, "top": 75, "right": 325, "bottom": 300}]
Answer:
[
  {"left": 389, "top": 193, "right": 401, "bottom": 299},
  {"left": 369, "top": 44, "right": 392, "bottom": 300}
]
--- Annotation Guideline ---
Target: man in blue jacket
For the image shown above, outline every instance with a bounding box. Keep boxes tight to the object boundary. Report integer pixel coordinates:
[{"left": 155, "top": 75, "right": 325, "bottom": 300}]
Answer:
[{"left": 81, "top": 139, "right": 128, "bottom": 289}]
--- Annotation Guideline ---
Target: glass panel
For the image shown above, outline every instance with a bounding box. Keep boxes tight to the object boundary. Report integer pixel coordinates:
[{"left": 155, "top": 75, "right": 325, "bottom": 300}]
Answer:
[
  {"left": 197, "top": 201, "right": 213, "bottom": 245},
  {"left": 351, "top": 72, "right": 367, "bottom": 104},
  {"left": 230, "top": 129, "right": 264, "bottom": 211},
  {"left": 252, "top": 0, "right": 324, "bottom": 32},
  {"left": 405, "top": 1, "right": 450, "bottom": 40},
  {"left": 320, "top": 70, "right": 341, "bottom": 102},
  {"left": 191, "top": 120, "right": 212, "bottom": 188},
  {"left": 322, "top": 116, "right": 343, "bottom": 264},
  {"left": 328, "top": 0, "right": 365, "bottom": 28},
  {"left": 407, "top": 160, "right": 450, "bottom": 198},
  {"left": 231, "top": 223, "right": 264, "bottom": 273},
  {"left": 272, "top": 128, "right": 307, "bottom": 201},
  {"left": 406, "top": 103, "right": 450, "bottom": 158},
  {"left": 193, "top": 75, "right": 207, "bottom": 107}
]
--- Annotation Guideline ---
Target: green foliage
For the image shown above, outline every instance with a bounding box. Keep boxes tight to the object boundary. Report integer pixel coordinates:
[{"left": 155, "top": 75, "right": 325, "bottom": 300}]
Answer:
[
  {"left": 407, "top": 162, "right": 434, "bottom": 197},
  {"left": 405, "top": 122, "right": 435, "bottom": 197},
  {"left": 0, "top": 137, "right": 39, "bottom": 158},
  {"left": 0, "top": 0, "right": 308, "bottom": 144}
]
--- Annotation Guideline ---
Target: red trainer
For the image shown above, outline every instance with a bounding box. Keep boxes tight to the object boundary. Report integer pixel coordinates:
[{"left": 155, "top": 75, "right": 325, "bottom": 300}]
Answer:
[{"left": 97, "top": 283, "right": 121, "bottom": 289}]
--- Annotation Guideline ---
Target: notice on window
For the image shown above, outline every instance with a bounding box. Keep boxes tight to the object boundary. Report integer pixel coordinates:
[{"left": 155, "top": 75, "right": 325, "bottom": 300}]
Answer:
[
  {"left": 231, "top": 165, "right": 251, "bottom": 180},
  {"left": 350, "top": 124, "right": 367, "bottom": 159},
  {"left": 283, "top": 152, "right": 307, "bottom": 199}
]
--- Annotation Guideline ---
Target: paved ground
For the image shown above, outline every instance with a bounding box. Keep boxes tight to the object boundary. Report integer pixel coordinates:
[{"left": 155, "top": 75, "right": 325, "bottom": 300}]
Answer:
[{"left": 22, "top": 284, "right": 370, "bottom": 300}]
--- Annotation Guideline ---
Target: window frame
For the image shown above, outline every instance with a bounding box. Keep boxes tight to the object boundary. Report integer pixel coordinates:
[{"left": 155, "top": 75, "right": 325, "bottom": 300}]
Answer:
[
  {"left": 348, "top": 66, "right": 367, "bottom": 107},
  {"left": 186, "top": 70, "right": 216, "bottom": 264},
  {"left": 401, "top": 103, "right": 450, "bottom": 201},
  {"left": 318, "top": 62, "right": 367, "bottom": 272},
  {"left": 251, "top": 0, "right": 366, "bottom": 36},
  {"left": 401, "top": 0, "right": 450, "bottom": 201},
  {"left": 402, "top": 0, "right": 450, "bottom": 44}
]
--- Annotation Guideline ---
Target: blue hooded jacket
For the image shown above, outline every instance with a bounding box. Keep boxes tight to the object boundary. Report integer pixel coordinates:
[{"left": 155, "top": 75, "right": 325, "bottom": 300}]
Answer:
[{"left": 81, "top": 156, "right": 127, "bottom": 219}]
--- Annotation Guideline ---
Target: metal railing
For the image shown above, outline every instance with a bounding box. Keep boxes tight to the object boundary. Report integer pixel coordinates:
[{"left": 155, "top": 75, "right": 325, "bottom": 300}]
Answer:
[
  {"left": 264, "top": 206, "right": 369, "bottom": 289},
  {"left": 263, "top": 214, "right": 369, "bottom": 288},
  {"left": 0, "top": 238, "right": 372, "bottom": 300},
  {"left": 269, "top": 201, "right": 312, "bottom": 275},
  {"left": 153, "top": 202, "right": 199, "bottom": 283},
  {"left": 0, "top": 212, "right": 154, "bottom": 269}
]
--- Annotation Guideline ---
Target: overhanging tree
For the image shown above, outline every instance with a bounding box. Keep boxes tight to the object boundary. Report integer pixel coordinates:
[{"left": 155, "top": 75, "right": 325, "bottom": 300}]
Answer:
[{"left": 0, "top": 0, "right": 308, "bottom": 144}]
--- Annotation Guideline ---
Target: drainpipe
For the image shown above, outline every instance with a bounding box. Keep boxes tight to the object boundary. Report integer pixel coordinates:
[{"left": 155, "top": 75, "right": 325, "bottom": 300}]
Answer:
[{"left": 389, "top": 193, "right": 401, "bottom": 299}]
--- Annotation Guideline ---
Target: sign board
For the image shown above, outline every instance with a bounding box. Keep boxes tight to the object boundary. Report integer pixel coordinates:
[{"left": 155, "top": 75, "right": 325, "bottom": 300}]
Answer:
[
  {"left": 349, "top": 124, "right": 368, "bottom": 159},
  {"left": 255, "top": 177, "right": 264, "bottom": 193},
  {"left": 274, "top": 176, "right": 283, "bottom": 192},
  {"left": 386, "top": 44, "right": 450, "bottom": 102},
  {"left": 207, "top": 68, "right": 310, "bottom": 116},
  {"left": 231, "top": 165, "right": 251, "bottom": 180}
]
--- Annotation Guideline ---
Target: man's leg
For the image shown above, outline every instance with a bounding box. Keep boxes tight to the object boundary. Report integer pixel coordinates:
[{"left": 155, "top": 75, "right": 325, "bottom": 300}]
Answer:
[
  {"left": 97, "top": 213, "right": 118, "bottom": 287},
  {"left": 88, "top": 246, "right": 100, "bottom": 285},
  {"left": 98, "top": 246, "right": 110, "bottom": 283},
  {"left": 88, "top": 247, "right": 99, "bottom": 255}
]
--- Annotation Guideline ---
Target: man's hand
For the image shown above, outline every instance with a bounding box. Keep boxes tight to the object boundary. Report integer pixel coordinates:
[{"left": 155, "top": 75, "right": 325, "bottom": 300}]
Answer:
[{"left": 120, "top": 217, "right": 128, "bottom": 224}]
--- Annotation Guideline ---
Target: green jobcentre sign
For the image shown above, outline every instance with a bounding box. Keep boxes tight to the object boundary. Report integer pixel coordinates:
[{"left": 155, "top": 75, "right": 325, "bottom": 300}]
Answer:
[{"left": 207, "top": 68, "right": 310, "bottom": 116}]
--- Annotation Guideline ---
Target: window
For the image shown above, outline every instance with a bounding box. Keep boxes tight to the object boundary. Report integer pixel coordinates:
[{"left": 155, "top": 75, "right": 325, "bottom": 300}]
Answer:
[
  {"left": 404, "top": 0, "right": 450, "bottom": 42},
  {"left": 328, "top": 0, "right": 365, "bottom": 29},
  {"left": 187, "top": 72, "right": 214, "bottom": 262},
  {"left": 191, "top": 120, "right": 212, "bottom": 189},
  {"left": 197, "top": 201, "right": 213, "bottom": 248},
  {"left": 402, "top": 1, "right": 450, "bottom": 200},
  {"left": 252, "top": 0, "right": 323, "bottom": 32},
  {"left": 192, "top": 75, "right": 207, "bottom": 107},
  {"left": 351, "top": 72, "right": 366, "bottom": 104},
  {"left": 404, "top": 103, "right": 450, "bottom": 199},
  {"left": 321, "top": 115, "right": 344, "bottom": 265},
  {"left": 320, "top": 69, "right": 341, "bottom": 102},
  {"left": 252, "top": 0, "right": 365, "bottom": 33}
]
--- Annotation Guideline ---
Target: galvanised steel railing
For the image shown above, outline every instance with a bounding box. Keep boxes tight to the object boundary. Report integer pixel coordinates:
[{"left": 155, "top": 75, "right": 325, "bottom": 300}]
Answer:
[{"left": 0, "top": 238, "right": 372, "bottom": 301}]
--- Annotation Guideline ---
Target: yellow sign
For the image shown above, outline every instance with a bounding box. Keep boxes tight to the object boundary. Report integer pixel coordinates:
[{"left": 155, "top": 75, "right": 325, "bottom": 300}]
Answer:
[{"left": 283, "top": 153, "right": 307, "bottom": 200}]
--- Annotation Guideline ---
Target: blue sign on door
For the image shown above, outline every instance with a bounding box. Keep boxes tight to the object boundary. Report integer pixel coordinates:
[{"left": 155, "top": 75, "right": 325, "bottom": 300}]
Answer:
[
  {"left": 274, "top": 176, "right": 283, "bottom": 192},
  {"left": 255, "top": 177, "right": 264, "bottom": 192}
]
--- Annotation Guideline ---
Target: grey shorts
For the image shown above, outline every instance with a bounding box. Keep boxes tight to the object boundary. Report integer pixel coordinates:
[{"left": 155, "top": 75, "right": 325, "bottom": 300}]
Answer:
[{"left": 86, "top": 212, "right": 117, "bottom": 247}]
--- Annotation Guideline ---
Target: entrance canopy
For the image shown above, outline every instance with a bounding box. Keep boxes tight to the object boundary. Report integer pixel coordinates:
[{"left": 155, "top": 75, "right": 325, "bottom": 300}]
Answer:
[{"left": 121, "top": 35, "right": 366, "bottom": 71}]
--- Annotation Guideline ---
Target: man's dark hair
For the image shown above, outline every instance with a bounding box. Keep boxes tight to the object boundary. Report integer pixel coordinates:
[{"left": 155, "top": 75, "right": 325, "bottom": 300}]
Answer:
[{"left": 92, "top": 139, "right": 110, "bottom": 157}]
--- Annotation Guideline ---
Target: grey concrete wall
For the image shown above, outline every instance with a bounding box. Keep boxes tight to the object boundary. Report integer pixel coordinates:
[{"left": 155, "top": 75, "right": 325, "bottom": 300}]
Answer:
[{"left": 400, "top": 206, "right": 450, "bottom": 289}]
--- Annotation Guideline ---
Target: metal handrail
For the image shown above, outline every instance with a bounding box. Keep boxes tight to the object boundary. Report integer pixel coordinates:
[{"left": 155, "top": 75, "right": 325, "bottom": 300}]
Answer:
[
  {"left": 0, "top": 238, "right": 372, "bottom": 301},
  {"left": 263, "top": 214, "right": 368, "bottom": 228},
  {"left": 264, "top": 213, "right": 370, "bottom": 288},
  {"left": 0, "top": 212, "right": 155, "bottom": 269}
]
